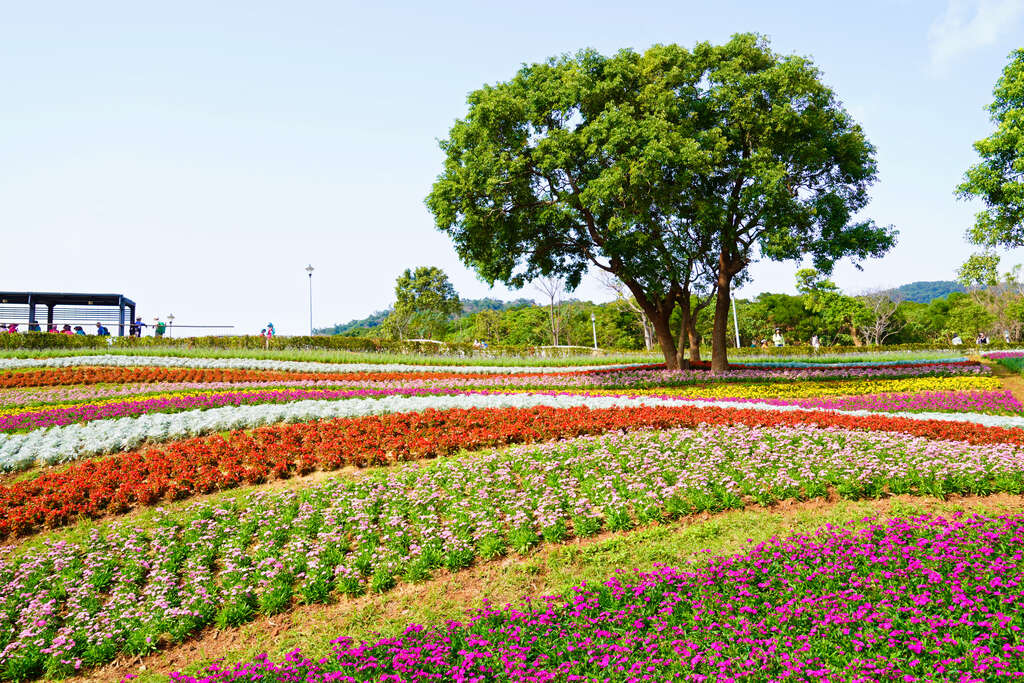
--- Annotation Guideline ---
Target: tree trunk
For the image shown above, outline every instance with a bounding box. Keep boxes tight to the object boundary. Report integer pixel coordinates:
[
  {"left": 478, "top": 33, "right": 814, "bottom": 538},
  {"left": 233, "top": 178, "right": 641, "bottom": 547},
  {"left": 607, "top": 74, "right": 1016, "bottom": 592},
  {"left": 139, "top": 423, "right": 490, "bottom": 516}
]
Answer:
[
  {"left": 676, "top": 309, "right": 689, "bottom": 370},
  {"left": 651, "top": 311, "right": 680, "bottom": 370},
  {"left": 712, "top": 247, "right": 745, "bottom": 372},
  {"left": 849, "top": 325, "right": 861, "bottom": 347},
  {"left": 676, "top": 292, "right": 691, "bottom": 370},
  {"left": 687, "top": 322, "right": 701, "bottom": 363},
  {"left": 711, "top": 282, "right": 732, "bottom": 373},
  {"left": 617, "top": 275, "right": 681, "bottom": 370}
]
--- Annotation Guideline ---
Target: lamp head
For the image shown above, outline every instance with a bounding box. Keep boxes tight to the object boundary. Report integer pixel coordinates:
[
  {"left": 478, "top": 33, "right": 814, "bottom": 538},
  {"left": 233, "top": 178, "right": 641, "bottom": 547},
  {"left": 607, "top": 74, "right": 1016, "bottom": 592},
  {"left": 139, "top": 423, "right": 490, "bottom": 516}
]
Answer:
[{"left": 305, "top": 264, "right": 315, "bottom": 274}]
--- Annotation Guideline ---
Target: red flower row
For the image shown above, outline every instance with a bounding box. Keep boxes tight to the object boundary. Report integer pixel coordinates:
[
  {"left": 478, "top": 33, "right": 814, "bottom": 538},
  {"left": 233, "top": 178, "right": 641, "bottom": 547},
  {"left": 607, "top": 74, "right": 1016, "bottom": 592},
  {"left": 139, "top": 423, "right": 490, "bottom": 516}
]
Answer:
[
  {"left": 1, "top": 403, "right": 1020, "bottom": 539},
  {"left": 0, "top": 364, "right": 667, "bottom": 389}
]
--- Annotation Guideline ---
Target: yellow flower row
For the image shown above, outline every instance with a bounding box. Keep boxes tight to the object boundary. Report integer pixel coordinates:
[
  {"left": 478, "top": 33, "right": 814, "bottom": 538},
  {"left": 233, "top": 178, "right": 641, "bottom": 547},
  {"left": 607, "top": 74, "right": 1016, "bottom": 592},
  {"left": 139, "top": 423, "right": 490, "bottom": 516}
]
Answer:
[{"left": 588, "top": 376, "right": 1003, "bottom": 400}]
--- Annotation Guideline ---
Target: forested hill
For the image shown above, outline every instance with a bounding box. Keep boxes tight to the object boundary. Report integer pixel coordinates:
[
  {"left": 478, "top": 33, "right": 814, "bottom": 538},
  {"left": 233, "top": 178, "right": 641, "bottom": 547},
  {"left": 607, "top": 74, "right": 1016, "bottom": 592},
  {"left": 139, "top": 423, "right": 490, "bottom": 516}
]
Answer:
[
  {"left": 315, "top": 309, "right": 391, "bottom": 335},
  {"left": 893, "top": 281, "right": 965, "bottom": 303},
  {"left": 315, "top": 297, "right": 536, "bottom": 336},
  {"left": 460, "top": 297, "right": 535, "bottom": 315}
]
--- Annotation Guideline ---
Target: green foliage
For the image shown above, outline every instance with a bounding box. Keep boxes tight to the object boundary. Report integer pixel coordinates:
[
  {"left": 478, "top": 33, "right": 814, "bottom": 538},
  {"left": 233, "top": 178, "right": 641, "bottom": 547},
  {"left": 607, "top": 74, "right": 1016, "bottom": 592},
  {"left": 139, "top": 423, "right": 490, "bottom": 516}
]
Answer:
[
  {"left": 795, "top": 269, "right": 870, "bottom": 343},
  {"left": 426, "top": 34, "right": 894, "bottom": 369},
  {"left": 0, "top": 332, "right": 111, "bottom": 350},
  {"left": 943, "top": 293, "right": 996, "bottom": 339},
  {"left": 383, "top": 267, "right": 461, "bottom": 340},
  {"left": 957, "top": 48, "right": 1024, "bottom": 248},
  {"left": 957, "top": 251, "right": 1001, "bottom": 289}
]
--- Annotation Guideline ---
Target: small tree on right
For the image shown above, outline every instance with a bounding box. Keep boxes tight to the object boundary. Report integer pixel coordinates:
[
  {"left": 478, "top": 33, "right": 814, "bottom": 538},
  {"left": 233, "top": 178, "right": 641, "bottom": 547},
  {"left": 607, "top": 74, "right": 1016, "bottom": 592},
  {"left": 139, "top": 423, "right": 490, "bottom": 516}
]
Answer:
[{"left": 957, "top": 48, "right": 1024, "bottom": 253}]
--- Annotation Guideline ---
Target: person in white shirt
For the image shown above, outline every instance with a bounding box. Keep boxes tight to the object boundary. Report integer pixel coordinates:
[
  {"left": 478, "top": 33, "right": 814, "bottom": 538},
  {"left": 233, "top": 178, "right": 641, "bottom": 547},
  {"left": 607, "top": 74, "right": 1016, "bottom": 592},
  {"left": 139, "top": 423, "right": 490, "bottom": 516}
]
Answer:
[
  {"left": 772, "top": 329, "right": 785, "bottom": 347},
  {"left": 951, "top": 334, "right": 963, "bottom": 346}
]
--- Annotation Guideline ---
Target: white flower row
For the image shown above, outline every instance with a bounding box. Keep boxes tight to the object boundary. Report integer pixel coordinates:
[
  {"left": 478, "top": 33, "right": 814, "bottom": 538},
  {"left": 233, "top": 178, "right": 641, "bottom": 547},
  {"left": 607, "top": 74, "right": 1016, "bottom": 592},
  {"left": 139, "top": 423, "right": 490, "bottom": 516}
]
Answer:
[
  {"left": 0, "top": 393, "right": 687, "bottom": 471},
  {"left": 0, "top": 355, "right": 638, "bottom": 374},
  {"left": 3, "top": 391, "right": 1023, "bottom": 472}
]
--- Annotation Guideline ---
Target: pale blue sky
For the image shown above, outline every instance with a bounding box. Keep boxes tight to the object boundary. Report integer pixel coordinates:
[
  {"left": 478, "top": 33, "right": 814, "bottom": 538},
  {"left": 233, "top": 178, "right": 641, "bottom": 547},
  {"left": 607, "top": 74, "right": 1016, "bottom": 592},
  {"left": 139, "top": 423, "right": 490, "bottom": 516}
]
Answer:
[{"left": 2, "top": 0, "right": 1023, "bottom": 334}]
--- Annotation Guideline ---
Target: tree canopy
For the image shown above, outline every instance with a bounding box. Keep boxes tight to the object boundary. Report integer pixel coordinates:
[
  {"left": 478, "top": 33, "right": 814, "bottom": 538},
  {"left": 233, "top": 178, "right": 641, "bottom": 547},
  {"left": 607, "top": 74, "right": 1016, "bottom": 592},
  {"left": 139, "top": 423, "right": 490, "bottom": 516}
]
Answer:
[
  {"left": 382, "top": 267, "right": 461, "bottom": 340},
  {"left": 426, "top": 34, "right": 895, "bottom": 370},
  {"left": 957, "top": 48, "right": 1024, "bottom": 250}
]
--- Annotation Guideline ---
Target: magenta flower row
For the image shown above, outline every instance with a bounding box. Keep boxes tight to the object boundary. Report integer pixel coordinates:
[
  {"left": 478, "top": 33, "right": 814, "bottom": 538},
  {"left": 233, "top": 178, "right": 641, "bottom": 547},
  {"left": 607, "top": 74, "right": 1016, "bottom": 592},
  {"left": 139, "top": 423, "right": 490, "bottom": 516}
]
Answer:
[{"left": 171, "top": 512, "right": 1024, "bottom": 682}]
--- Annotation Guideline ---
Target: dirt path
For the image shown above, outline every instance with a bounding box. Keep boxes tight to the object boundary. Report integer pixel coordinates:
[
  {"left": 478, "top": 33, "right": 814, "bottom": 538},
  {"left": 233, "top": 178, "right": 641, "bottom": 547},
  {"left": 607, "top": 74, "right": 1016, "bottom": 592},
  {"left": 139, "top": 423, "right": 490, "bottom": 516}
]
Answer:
[{"left": 984, "top": 357, "right": 1024, "bottom": 405}]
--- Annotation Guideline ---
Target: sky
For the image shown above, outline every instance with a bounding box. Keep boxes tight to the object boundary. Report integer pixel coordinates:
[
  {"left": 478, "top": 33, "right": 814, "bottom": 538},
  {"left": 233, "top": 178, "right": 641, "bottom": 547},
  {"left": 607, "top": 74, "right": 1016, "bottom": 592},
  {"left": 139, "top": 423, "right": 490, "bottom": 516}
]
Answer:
[{"left": 2, "top": 0, "right": 1023, "bottom": 335}]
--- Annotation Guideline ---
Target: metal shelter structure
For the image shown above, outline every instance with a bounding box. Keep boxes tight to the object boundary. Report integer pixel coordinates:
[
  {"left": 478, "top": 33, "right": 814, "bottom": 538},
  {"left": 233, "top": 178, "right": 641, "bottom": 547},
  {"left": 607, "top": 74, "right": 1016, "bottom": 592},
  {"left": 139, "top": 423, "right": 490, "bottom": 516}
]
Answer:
[{"left": 0, "top": 292, "right": 137, "bottom": 336}]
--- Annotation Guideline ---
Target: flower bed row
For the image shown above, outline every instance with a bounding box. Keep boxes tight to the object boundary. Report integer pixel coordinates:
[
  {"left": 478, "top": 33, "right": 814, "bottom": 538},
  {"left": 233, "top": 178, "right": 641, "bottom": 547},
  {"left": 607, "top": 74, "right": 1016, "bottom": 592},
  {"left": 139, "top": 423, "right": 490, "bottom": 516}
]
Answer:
[
  {"left": 351, "top": 362, "right": 992, "bottom": 391},
  {"left": 622, "top": 376, "right": 1003, "bottom": 400},
  {"left": 738, "top": 356, "right": 968, "bottom": 367},
  {"left": 10, "top": 384, "right": 1024, "bottom": 475},
  {"left": 0, "top": 380, "right": 398, "bottom": 409},
  {"left": 0, "top": 393, "right": 699, "bottom": 471},
  {"left": 173, "top": 512, "right": 1024, "bottom": 683},
  {"left": 6, "top": 376, "right": 1008, "bottom": 433},
  {"left": 0, "top": 354, "right": 645, "bottom": 374},
  {"left": 0, "top": 359, "right": 986, "bottom": 391},
  {"left": 737, "top": 388, "right": 1022, "bottom": 414},
  {"left": 2, "top": 424, "right": 1023, "bottom": 680},
  {"left": 5, "top": 402, "right": 1024, "bottom": 539},
  {"left": 0, "top": 366, "right": 546, "bottom": 389},
  {"left": 0, "top": 387, "right": 457, "bottom": 432}
]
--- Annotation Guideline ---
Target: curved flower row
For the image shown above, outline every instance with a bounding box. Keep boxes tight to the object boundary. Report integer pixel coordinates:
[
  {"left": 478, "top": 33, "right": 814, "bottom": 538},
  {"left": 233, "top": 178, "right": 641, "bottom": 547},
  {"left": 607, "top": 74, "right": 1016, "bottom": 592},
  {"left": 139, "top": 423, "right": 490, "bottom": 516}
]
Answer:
[
  {"left": 735, "top": 389, "right": 1022, "bottom": 413},
  {"left": 173, "top": 513, "right": 1024, "bottom": 683},
  {"left": 0, "top": 387, "right": 458, "bottom": 432},
  {"left": 983, "top": 350, "right": 1024, "bottom": 359},
  {"left": 6, "top": 388, "right": 1024, "bottom": 474},
  {"left": 0, "top": 360, "right": 987, "bottom": 391},
  {"left": 738, "top": 356, "right": 968, "bottom": 367},
  {"left": 0, "top": 380, "right": 411, "bottom": 408},
  {"left": 0, "top": 366, "right": 562, "bottom": 390},
  {"left": 2, "top": 425, "right": 1023, "bottom": 679},
  {"left": 616, "top": 376, "right": 1004, "bottom": 400},
  {"left": 0, "top": 355, "right": 645, "bottom": 374},
  {"left": 5, "top": 402, "right": 1024, "bottom": 539},
  {"left": 7, "top": 378, "right": 1010, "bottom": 433},
  {"left": 14, "top": 390, "right": 1024, "bottom": 474},
  {"left": 0, "top": 393, "right": 694, "bottom": 471}
]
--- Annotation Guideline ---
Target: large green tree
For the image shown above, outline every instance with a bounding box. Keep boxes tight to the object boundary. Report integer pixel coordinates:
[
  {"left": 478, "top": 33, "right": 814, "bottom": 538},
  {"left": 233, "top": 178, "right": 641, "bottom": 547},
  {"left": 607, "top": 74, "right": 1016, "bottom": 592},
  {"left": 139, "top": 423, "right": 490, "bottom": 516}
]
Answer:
[
  {"left": 383, "top": 267, "right": 461, "bottom": 340},
  {"left": 426, "top": 34, "right": 894, "bottom": 370},
  {"left": 957, "top": 48, "right": 1024, "bottom": 251}
]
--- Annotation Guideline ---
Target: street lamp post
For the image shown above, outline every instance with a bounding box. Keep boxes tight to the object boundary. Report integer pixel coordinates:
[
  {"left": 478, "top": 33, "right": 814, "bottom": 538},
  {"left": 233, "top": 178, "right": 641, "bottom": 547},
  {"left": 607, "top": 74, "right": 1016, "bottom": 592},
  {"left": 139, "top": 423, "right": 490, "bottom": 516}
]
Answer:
[
  {"left": 305, "top": 265, "right": 315, "bottom": 336},
  {"left": 168, "top": 314, "right": 175, "bottom": 338},
  {"left": 590, "top": 312, "right": 598, "bottom": 350}
]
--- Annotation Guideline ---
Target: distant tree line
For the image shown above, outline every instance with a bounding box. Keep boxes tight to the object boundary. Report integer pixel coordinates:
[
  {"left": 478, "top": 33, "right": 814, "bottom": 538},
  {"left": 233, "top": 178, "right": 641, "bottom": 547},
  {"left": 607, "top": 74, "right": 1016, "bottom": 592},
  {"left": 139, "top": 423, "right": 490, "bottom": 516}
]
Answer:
[{"left": 317, "top": 266, "right": 1024, "bottom": 349}]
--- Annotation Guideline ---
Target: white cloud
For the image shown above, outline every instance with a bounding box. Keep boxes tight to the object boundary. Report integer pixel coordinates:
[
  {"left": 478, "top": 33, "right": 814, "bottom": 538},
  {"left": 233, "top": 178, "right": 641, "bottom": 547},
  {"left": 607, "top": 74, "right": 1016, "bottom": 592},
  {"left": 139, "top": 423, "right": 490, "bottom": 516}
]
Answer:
[{"left": 928, "top": 0, "right": 1024, "bottom": 72}]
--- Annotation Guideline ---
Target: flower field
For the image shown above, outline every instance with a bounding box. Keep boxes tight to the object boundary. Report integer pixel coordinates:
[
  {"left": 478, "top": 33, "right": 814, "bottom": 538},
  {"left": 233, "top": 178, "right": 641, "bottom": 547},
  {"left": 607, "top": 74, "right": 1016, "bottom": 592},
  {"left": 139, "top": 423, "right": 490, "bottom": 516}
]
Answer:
[
  {"left": 176, "top": 512, "right": 1024, "bottom": 682},
  {"left": 0, "top": 350, "right": 1021, "bottom": 681}
]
